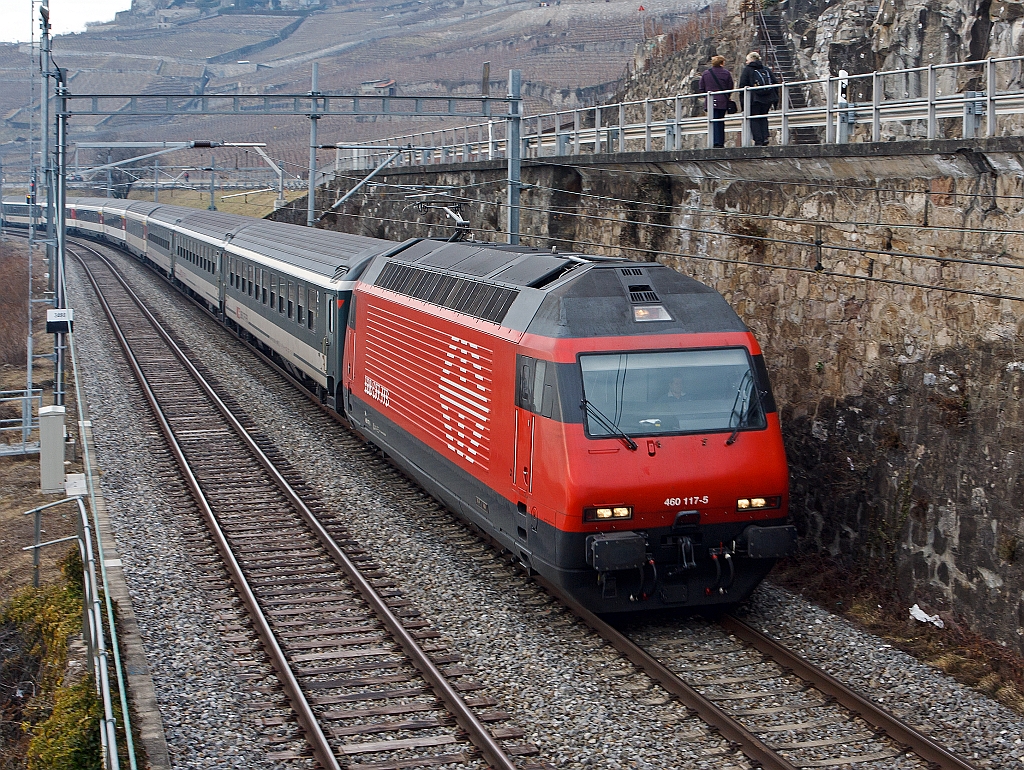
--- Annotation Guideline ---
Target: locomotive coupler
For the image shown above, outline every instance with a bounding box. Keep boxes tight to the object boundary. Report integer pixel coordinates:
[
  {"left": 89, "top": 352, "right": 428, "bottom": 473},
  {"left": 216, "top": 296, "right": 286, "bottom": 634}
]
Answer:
[
  {"left": 677, "top": 536, "right": 697, "bottom": 569},
  {"left": 707, "top": 542, "right": 736, "bottom": 594}
]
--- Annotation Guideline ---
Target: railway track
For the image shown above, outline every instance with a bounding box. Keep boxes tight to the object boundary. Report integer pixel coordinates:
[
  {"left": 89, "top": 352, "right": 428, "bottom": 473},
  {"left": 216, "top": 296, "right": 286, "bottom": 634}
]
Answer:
[
  {"left": 70, "top": 240, "right": 538, "bottom": 770},
  {"left": 70, "top": 235, "right": 984, "bottom": 770},
  {"left": 605, "top": 607, "right": 978, "bottom": 770}
]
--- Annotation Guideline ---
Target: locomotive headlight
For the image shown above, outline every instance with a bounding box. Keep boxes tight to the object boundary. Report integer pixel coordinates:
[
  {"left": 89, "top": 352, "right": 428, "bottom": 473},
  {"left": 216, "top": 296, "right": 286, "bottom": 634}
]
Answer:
[
  {"left": 584, "top": 506, "right": 633, "bottom": 522},
  {"left": 736, "top": 497, "right": 782, "bottom": 511}
]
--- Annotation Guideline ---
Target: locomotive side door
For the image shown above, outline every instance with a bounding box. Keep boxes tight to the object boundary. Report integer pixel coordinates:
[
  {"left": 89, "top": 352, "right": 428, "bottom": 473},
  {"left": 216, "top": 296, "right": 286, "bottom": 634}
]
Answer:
[
  {"left": 513, "top": 358, "right": 535, "bottom": 495},
  {"left": 514, "top": 408, "right": 534, "bottom": 494}
]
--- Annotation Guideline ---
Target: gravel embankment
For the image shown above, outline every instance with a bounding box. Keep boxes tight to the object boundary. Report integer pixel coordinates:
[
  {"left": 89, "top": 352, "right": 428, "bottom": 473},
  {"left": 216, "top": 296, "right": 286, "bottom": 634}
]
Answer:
[
  {"left": 68, "top": 254, "right": 311, "bottom": 770},
  {"left": 70, "top": 241, "right": 1024, "bottom": 769},
  {"left": 741, "top": 585, "right": 1024, "bottom": 768}
]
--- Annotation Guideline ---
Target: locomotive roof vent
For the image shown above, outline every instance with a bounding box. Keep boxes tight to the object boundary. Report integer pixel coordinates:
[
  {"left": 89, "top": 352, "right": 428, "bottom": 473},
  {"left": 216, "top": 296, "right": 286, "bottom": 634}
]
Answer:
[
  {"left": 628, "top": 284, "right": 660, "bottom": 303},
  {"left": 375, "top": 261, "right": 518, "bottom": 324},
  {"left": 614, "top": 265, "right": 662, "bottom": 305}
]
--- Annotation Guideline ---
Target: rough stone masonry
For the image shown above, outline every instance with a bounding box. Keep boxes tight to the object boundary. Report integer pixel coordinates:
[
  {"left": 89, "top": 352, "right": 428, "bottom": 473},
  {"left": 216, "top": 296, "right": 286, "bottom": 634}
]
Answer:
[{"left": 278, "top": 136, "right": 1024, "bottom": 653}]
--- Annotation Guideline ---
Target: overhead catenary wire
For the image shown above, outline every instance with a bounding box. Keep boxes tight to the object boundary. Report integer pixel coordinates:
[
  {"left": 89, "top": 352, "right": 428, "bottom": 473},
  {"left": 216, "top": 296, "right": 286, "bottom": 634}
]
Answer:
[
  {"left": 320, "top": 176, "right": 1024, "bottom": 273},
  {"left": 313, "top": 207, "right": 1024, "bottom": 303},
  {"left": 324, "top": 167, "right": 1024, "bottom": 242}
]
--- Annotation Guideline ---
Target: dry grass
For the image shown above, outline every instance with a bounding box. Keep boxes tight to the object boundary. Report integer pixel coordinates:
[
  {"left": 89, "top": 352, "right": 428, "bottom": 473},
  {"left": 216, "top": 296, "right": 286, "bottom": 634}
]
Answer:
[
  {"left": 0, "top": 243, "right": 30, "bottom": 367},
  {"left": 126, "top": 186, "right": 305, "bottom": 218},
  {"left": 771, "top": 554, "right": 1024, "bottom": 714}
]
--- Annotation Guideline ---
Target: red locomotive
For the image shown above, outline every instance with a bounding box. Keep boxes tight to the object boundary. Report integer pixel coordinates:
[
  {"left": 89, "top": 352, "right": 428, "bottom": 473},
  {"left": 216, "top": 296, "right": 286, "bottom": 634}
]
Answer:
[
  {"left": 344, "top": 242, "right": 794, "bottom": 612},
  {"left": 53, "top": 194, "right": 793, "bottom": 612}
]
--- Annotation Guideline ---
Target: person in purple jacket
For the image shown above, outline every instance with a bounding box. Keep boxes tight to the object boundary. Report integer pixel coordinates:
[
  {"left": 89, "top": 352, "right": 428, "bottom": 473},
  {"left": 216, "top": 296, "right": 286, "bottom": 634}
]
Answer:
[{"left": 697, "top": 55, "right": 734, "bottom": 148}]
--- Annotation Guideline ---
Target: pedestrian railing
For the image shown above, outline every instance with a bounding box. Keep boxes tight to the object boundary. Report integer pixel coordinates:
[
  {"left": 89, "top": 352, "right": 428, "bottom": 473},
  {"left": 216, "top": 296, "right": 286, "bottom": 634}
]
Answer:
[{"left": 340, "top": 55, "right": 1024, "bottom": 171}]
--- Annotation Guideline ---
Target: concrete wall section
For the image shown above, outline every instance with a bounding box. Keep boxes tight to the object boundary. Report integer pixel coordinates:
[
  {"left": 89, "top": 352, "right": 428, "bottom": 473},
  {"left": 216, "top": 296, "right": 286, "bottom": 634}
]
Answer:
[{"left": 281, "top": 137, "right": 1024, "bottom": 653}]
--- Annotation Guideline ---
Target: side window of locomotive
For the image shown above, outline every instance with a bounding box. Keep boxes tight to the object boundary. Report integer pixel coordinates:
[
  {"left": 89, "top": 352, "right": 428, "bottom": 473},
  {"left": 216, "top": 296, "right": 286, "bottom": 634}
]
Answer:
[
  {"left": 516, "top": 358, "right": 534, "bottom": 410},
  {"left": 516, "top": 355, "right": 561, "bottom": 419}
]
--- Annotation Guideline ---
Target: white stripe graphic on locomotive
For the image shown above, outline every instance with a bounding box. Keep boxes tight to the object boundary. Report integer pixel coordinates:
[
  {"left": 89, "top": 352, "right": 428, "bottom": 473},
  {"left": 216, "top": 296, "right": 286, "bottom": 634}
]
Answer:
[{"left": 440, "top": 336, "right": 490, "bottom": 466}]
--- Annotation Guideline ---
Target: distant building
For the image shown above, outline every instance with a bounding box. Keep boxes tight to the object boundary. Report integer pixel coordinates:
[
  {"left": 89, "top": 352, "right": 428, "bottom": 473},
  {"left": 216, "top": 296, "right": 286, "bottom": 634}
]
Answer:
[{"left": 360, "top": 79, "right": 397, "bottom": 97}]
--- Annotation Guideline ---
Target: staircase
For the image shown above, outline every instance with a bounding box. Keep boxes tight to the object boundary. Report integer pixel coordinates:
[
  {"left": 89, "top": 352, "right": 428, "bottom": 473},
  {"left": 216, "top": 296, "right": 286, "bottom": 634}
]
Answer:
[{"left": 756, "top": 12, "right": 820, "bottom": 144}]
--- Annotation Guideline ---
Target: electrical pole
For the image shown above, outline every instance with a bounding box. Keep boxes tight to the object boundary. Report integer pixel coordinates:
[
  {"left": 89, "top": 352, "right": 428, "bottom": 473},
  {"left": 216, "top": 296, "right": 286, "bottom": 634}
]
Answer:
[
  {"left": 506, "top": 69, "right": 522, "bottom": 246},
  {"left": 106, "top": 151, "right": 112, "bottom": 198},
  {"left": 208, "top": 156, "right": 216, "bottom": 210},
  {"left": 154, "top": 156, "right": 158, "bottom": 203},
  {"left": 54, "top": 67, "right": 68, "bottom": 406},
  {"left": 40, "top": 4, "right": 54, "bottom": 295},
  {"left": 307, "top": 61, "right": 320, "bottom": 228}
]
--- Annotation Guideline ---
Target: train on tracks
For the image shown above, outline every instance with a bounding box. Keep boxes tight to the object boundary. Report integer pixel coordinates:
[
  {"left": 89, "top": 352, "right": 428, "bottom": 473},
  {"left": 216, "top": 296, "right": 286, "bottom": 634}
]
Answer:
[{"left": 3, "top": 196, "right": 796, "bottom": 613}]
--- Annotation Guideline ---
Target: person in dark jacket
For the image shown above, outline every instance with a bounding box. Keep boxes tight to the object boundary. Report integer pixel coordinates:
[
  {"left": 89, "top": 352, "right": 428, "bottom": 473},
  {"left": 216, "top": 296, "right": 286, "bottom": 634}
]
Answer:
[
  {"left": 697, "top": 55, "right": 734, "bottom": 148},
  {"left": 738, "top": 51, "right": 777, "bottom": 146}
]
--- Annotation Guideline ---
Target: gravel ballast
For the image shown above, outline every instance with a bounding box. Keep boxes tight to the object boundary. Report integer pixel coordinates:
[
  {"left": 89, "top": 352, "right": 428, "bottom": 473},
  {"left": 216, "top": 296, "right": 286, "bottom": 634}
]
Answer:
[{"left": 68, "top": 242, "right": 1024, "bottom": 769}]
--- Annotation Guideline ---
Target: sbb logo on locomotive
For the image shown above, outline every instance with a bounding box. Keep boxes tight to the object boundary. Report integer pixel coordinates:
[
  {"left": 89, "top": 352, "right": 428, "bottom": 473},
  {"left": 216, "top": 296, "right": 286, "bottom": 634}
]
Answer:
[{"left": 364, "top": 376, "right": 391, "bottom": 407}]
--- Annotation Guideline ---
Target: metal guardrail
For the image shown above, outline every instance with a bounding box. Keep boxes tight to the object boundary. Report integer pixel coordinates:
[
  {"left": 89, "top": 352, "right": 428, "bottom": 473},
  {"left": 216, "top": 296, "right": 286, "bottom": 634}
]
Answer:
[
  {"left": 343, "top": 55, "right": 1024, "bottom": 170},
  {"left": 22, "top": 497, "right": 121, "bottom": 770},
  {"left": 0, "top": 388, "right": 43, "bottom": 456}
]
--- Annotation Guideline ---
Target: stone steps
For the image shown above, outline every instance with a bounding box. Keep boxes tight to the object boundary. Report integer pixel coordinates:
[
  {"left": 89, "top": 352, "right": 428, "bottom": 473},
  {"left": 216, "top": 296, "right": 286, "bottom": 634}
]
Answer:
[{"left": 757, "top": 12, "right": 820, "bottom": 144}]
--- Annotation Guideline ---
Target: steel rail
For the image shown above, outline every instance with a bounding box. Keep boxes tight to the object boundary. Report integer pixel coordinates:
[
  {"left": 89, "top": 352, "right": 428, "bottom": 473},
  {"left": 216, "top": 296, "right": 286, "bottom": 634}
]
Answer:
[
  {"left": 718, "top": 614, "right": 979, "bottom": 770},
  {"left": 531, "top": 576, "right": 799, "bottom": 770},
  {"left": 71, "top": 244, "right": 343, "bottom": 770},
  {"left": 70, "top": 240, "right": 519, "bottom": 770}
]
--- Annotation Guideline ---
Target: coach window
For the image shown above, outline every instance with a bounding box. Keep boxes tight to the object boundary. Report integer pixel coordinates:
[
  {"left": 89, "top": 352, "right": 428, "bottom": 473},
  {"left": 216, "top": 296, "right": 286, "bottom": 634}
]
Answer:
[
  {"left": 297, "top": 283, "right": 305, "bottom": 325},
  {"left": 269, "top": 274, "right": 276, "bottom": 309},
  {"left": 327, "top": 295, "right": 335, "bottom": 334},
  {"left": 287, "top": 281, "right": 294, "bottom": 319},
  {"left": 279, "top": 280, "right": 285, "bottom": 314},
  {"left": 307, "top": 289, "right": 315, "bottom": 330},
  {"left": 261, "top": 271, "right": 268, "bottom": 304},
  {"left": 248, "top": 265, "right": 253, "bottom": 297}
]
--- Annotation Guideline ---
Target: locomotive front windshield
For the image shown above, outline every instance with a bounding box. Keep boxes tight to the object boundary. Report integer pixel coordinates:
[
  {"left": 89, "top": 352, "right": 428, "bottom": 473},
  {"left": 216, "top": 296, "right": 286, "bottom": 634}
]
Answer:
[{"left": 579, "top": 348, "right": 766, "bottom": 437}]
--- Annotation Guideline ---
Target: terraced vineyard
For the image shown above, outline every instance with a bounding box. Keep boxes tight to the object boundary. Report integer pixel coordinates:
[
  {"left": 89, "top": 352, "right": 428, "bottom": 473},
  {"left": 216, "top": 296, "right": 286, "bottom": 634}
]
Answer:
[{"left": 1, "top": 0, "right": 701, "bottom": 178}]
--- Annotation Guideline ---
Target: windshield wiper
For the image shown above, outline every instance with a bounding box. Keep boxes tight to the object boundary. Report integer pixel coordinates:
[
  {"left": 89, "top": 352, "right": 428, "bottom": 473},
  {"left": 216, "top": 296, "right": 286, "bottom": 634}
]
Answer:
[
  {"left": 582, "top": 398, "right": 638, "bottom": 451},
  {"left": 726, "top": 371, "right": 754, "bottom": 446}
]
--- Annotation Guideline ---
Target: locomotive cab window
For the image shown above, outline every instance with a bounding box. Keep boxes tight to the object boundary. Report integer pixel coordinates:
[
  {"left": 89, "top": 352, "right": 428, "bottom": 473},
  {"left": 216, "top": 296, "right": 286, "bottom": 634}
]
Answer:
[
  {"left": 579, "top": 348, "right": 767, "bottom": 437},
  {"left": 516, "top": 356, "right": 561, "bottom": 419}
]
